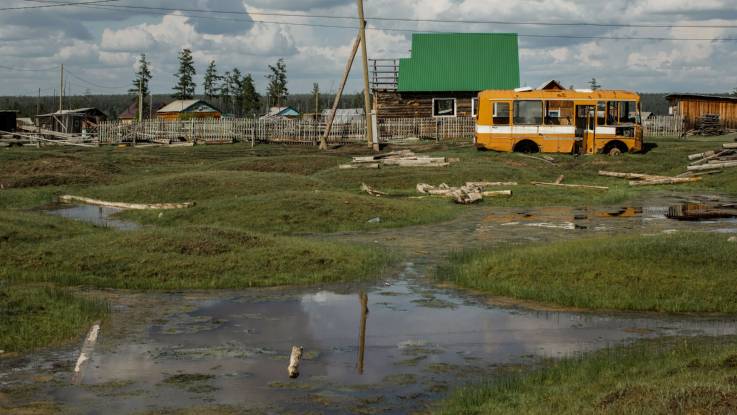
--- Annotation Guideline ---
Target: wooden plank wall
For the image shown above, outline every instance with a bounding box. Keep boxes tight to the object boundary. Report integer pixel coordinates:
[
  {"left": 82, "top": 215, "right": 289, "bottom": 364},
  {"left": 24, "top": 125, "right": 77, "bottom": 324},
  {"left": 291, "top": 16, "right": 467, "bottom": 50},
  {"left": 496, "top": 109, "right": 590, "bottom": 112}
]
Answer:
[
  {"left": 677, "top": 99, "right": 737, "bottom": 129},
  {"left": 375, "top": 91, "right": 476, "bottom": 119}
]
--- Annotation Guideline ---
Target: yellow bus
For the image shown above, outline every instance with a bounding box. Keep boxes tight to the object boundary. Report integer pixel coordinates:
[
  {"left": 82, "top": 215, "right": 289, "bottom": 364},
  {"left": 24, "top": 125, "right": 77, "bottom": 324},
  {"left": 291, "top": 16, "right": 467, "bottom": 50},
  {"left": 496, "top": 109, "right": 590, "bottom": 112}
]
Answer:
[{"left": 475, "top": 89, "right": 643, "bottom": 155}]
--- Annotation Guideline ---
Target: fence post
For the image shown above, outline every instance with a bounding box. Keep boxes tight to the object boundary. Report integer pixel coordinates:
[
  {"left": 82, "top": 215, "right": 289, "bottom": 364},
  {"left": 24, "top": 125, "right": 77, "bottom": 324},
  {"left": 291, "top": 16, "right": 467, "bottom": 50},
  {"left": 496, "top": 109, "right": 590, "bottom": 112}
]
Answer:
[{"left": 371, "top": 110, "right": 379, "bottom": 147}]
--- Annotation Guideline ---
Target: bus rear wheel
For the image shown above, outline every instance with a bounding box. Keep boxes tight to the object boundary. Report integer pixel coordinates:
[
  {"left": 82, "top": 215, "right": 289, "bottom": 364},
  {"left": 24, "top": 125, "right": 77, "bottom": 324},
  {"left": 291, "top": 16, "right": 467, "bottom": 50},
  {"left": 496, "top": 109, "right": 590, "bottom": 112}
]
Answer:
[
  {"left": 513, "top": 140, "right": 540, "bottom": 154},
  {"left": 604, "top": 141, "right": 628, "bottom": 157}
]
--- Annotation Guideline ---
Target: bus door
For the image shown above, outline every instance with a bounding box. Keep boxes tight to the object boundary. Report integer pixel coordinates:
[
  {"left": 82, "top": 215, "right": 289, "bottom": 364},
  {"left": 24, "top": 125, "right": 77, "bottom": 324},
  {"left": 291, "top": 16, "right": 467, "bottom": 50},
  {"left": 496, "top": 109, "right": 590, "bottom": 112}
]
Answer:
[{"left": 576, "top": 105, "right": 596, "bottom": 154}]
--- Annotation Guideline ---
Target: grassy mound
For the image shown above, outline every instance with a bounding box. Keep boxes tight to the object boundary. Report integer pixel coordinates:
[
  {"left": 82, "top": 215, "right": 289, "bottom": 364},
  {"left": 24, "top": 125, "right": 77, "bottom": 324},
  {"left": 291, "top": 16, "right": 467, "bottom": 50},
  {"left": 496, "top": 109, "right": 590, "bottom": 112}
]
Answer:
[
  {"left": 211, "top": 154, "right": 346, "bottom": 175},
  {"left": 0, "top": 285, "right": 107, "bottom": 352},
  {"left": 437, "top": 336, "right": 737, "bottom": 415},
  {"left": 119, "top": 190, "right": 457, "bottom": 234},
  {"left": 437, "top": 232, "right": 737, "bottom": 313},
  {"left": 2, "top": 225, "right": 390, "bottom": 290}
]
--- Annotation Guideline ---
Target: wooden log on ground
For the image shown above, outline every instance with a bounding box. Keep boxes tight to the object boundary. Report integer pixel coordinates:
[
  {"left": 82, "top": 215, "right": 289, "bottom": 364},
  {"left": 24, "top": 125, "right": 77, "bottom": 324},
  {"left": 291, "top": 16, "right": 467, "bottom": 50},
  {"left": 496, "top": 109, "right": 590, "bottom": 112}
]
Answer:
[
  {"left": 554, "top": 175, "right": 565, "bottom": 184},
  {"left": 598, "top": 170, "right": 670, "bottom": 180},
  {"left": 59, "top": 195, "right": 194, "bottom": 210},
  {"left": 518, "top": 153, "right": 557, "bottom": 165},
  {"left": 688, "top": 150, "right": 715, "bottom": 161},
  {"left": 72, "top": 321, "right": 101, "bottom": 385},
  {"left": 361, "top": 183, "right": 386, "bottom": 197},
  {"left": 628, "top": 177, "right": 701, "bottom": 186},
  {"left": 465, "top": 181, "right": 518, "bottom": 188},
  {"left": 382, "top": 157, "right": 447, "bottom": 166},
  {"left": 452, "top": 189, "right": 483, "bottom": 204},
  {"left": 690, "top": 151, "right": 729, "bottom": 166},
  {"left": 288, "top": 346, "right": 303, "bottom": 379},
  {"left": 687, "top": 161, "right": 737, "bottom": 171},
  {"left": 531, "top": 181, "right": 608, "bottom": 190},
  {"left": 339, "top": 163, "right": 380, "bottom": 169},
  {"left": 482, "top": 190, "right": 513, "bottom": 197},
  {"left": 723, "top": 143, "right": 737, "bottom": 149}
]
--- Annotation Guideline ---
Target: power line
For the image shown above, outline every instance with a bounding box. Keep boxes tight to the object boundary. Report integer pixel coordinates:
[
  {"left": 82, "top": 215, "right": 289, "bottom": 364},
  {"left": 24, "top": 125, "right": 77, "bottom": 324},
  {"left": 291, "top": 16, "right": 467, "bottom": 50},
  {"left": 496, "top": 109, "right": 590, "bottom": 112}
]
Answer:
[
  {"left": 1, "top": 0, "right": 119, "bottom": 12},
  {"left": 64, "top": 68, "right": 129, "bottom": 90},
  {"left": 0, "top": 64, "right": 60, "bottom": 72},
  {"left": 54, "top": 2, "right": 737, "bottom": 30},
  {"left": 65, "top": 3, "right": 737, "bottom": 42}
]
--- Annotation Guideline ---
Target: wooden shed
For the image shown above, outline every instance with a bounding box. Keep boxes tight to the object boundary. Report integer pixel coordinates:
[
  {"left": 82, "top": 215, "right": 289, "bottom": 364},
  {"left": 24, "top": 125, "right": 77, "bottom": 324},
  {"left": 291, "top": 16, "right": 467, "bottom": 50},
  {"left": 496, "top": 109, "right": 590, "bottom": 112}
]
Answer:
[
  {"left": 157, "top": 100, "right": 221, "bottom": 121},
  {"left": 37, "top": 108, "right": 107, "bottom": 134},
  {"left": 0, "top": 110, "right": 17, "bottom": 132},
  {"left": 666, "top": 94, "right": 737, "bottom": 130},
  {"left": 370, "top": 33, "right": 520, "bottom": 120}
]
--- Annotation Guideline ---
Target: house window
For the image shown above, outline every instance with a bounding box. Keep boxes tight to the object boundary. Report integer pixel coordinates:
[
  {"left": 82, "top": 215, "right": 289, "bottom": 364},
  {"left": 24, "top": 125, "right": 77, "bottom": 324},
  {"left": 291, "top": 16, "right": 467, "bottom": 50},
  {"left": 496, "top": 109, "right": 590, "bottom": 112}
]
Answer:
[
  {"left": 471, "top": 98, "right": 479, "bottom": 117},
  {"left": 433, "top": 98, "right": 456, "bottom": 117},
  {"left": 493, "top": 102, "right": 510, "bottom": 125},
  {"left": 513, "top": 100, "right": 543, "bottom": 125}
]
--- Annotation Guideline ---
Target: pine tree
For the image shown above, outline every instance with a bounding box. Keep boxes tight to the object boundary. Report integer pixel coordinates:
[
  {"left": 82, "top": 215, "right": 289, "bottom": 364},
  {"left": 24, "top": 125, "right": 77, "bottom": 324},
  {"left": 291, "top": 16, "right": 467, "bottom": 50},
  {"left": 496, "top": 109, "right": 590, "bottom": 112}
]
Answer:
[
  {"left": 203, "top": 60, "right": 219, "bottom": 100},
  {"left": 219, "top": 70, "right": 231, "bottom": 114},
  {"left": 229, "top": 68, "right": 243, "bottom": 116},
  {"left": 173, "top": 48, "right": 197, "bottom": 100},
  {"left": 129, "top": 54, "right": 152, "bottom": 97},
  {"left": 240, "top": 73, "right": 260, "bottom": 116},
  {"left": 266, "top": 58, "right": 288, "bottom": 107},
  {"left": 588, "top": 78, "right": 602, "bottom": 91}
]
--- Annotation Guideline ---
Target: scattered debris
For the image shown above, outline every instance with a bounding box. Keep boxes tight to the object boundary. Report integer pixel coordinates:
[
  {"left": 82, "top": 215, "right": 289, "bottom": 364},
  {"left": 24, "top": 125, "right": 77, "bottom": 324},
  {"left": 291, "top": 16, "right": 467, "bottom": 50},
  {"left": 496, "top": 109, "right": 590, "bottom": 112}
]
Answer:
[
  {"left": 59, "top": 195, "right": 195, "bottom": 210},
  {"left": 518, "top": 153, "right": 557, "bottom": 165},
  {"left": 72, "top": 322, "right": 101, "bottom": 385},
  {"left": 417, "top": 182, "right": 512, "bottom": 204},
  {"left": 686, "top": 114, "right": 723, "bottom": 136},
  {"left": 598, "top": 170, "right": 700, "bottom": 186},
  {"left": 288, "top": 346, "right": 303, "bottom": 379},
  {"left": 666, "top": 203, "right": 737, "bottom": 221},
  {"left": 345, "top": 150, "right": 453, "bottom": 169},
  {"left": 531, "top": 176, "right": 608, "bottom": 190},
  {"left": 361, "top": 183, "right": 387, "bottom": 197},
  {"left": 367, "top": 217, "right": 382, "bottom": 224}
]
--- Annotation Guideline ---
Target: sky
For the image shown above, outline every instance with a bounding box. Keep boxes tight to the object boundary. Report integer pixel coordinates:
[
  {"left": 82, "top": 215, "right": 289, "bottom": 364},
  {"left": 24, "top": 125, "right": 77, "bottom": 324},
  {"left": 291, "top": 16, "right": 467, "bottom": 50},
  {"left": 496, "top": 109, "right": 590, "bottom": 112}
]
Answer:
[{"left": 1, "top": 0, "right": 737, "bottom": 96}]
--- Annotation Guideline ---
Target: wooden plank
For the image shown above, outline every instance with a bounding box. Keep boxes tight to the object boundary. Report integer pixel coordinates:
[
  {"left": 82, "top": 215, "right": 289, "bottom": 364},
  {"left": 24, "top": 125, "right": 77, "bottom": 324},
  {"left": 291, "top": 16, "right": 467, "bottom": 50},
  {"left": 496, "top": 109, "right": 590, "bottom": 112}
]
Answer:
[
  {"left": 531, "top": 181, "right": 608, "bottom": 190},
  {"left": 59, "top": 195, "right": 194, "bottom": 210},
  {"left": 628, "top": 177, "right": 701, "bottom": 186}
]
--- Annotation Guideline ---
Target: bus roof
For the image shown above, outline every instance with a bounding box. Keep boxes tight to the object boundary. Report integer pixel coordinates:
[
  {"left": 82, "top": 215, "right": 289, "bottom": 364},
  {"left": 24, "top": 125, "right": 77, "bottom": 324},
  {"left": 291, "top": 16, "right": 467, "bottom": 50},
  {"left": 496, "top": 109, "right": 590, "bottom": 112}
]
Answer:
[{"left": 478, "top": 89, "right": 640, "bottom": 101}]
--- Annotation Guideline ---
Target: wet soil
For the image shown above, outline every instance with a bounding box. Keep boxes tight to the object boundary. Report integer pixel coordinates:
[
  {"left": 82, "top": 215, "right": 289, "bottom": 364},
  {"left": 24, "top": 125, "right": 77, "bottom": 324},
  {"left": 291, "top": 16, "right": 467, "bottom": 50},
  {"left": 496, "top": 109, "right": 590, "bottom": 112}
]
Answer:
[{"left": 3, "top": 193, "right": 737, "bottom": 414}]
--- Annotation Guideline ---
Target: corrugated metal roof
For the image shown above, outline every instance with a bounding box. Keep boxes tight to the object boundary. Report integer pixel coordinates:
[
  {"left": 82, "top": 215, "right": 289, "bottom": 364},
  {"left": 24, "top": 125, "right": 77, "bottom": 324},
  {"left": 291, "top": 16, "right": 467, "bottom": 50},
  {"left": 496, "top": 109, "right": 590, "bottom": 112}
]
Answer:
[{"left": 397, "top": 33, "right": 520, "bottom": 92}]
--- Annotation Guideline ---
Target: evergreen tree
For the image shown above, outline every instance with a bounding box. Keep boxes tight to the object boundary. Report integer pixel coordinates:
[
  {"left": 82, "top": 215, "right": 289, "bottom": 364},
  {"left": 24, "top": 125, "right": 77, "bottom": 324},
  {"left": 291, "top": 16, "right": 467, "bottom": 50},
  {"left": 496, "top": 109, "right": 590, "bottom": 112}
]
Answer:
[
  {"left": 312, "top": 82, "right": 320, "bottom": 114},
  {"left": 266, "top": 58, "right": 288, "bottom": 107},
  {"left": 129, "top": 54, "right": 152, "bottom": 97},
  {"left": 219, "top": 70, "right": 231, "bottom": 114},
  {"left": 588, "top": 78, "right": 602, "bottom": 91},
  {"left": 229, "top": 68, "right": 243, "bottom": 116},
  {"left": 172, "top": 48, "right": 197, "bottom": 100},
  {"left": 203, "top": 60, "right": 219, "bottom": 101},
  {"left": 240, "top": 73, "right": 260, "bottom": 116}
]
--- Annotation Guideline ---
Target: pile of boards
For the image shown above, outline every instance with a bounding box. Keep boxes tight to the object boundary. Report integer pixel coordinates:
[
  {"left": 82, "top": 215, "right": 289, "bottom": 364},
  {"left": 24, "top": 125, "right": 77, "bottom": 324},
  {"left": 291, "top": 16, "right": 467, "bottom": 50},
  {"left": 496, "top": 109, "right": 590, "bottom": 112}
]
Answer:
[
  {"left": 689, "top": 114, "right": 723, "bottom": 136},
  {"left": 686, "top": 143, "right": 737, "bottom": 173},
  {"left": 340, "top": 150, "right": 454, "bottom": 169},
  {"left": 416, "top": 182, "right": 514, "bottom": 204},
  {"left": 598, "top": 170, "right": 701, "bottom": 186}
]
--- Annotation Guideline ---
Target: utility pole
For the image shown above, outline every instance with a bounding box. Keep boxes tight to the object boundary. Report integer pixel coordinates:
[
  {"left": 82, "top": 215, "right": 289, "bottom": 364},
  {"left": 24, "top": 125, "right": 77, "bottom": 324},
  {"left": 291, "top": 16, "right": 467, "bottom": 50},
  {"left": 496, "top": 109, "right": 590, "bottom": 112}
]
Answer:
[
  {"left": 138, "top": 81, "right": 143, "bottom": 123},
  {"left": 59, "top": 64, "right": 64, "bottom": 112},
  {"left": 37, "top": 88, "right": 41, "bottom": 135},
  {"left": 356, "top": 0, "right": 376, "bottom": 151},
  {"left": 149, "top": 93, "right": 153, "bottom": 120}
]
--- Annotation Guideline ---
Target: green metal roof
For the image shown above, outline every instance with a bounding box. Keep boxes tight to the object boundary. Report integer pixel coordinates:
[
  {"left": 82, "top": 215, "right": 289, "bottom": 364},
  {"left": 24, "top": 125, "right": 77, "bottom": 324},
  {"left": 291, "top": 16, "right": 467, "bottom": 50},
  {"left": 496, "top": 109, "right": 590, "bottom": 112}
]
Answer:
[{"left": 397, "top": 33, "right": 520, "bottom": 92}]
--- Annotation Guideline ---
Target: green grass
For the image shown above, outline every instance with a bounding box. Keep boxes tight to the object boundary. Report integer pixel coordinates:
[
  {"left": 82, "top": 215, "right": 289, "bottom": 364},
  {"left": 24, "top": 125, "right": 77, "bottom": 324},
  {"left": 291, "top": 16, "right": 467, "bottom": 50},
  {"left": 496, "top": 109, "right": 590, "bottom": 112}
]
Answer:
[
  {"left": 436, "top": 232, "right": 737, "bottom": 313},
  {"left": 437, "top": 336, "right": 737, "bottom": 415},
  {"left": 0, "top": 284, "right": 107, "bottom": 352}
]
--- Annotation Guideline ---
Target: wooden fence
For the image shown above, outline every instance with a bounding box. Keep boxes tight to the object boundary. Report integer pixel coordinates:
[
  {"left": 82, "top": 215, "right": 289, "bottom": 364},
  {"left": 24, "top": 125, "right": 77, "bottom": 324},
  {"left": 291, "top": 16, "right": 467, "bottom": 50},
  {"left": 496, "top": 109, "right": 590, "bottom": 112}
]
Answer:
[
  {"left": 643, "top": 115, "right": 683, "bottom": 137},
  {"left": 97, "top": 117, "right": 477, "bottom": 145}
]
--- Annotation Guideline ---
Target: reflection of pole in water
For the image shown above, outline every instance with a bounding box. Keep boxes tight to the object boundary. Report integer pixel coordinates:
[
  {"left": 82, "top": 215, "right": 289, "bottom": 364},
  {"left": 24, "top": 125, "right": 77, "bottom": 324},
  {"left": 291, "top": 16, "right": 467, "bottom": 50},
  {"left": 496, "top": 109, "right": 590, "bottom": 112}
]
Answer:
[{"left": 357, "top": 291, "right": 369, "bottom": 375}]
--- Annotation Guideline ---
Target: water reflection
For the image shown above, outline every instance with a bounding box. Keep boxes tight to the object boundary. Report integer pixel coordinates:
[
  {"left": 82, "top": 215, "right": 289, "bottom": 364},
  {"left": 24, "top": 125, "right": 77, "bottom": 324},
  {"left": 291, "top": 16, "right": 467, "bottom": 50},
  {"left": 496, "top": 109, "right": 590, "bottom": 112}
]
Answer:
[{"left": 47, "top": 204, "right": 140, "bottom": 230}]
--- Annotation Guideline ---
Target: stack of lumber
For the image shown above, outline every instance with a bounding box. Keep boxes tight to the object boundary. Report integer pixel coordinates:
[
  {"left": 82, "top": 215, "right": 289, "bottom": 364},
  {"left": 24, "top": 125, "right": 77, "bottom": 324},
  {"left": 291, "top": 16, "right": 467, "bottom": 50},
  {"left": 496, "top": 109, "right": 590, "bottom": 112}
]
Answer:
[
  {"left": 417, "top": 182, "right": 514, "bottom": 204},
  {"left": 691, "top": 114, "right": 723, "bottom": 136},
  {"left": 598, "top": 170, "right": 701, "bottom": 186},
  {"left": 685, "top": 145, "right": 737, "bottom": 173},
  {"left": 340, "top": 150, "right": 452, "bottom": 169},
  {"left": 666, "top": 203, "right": 737, "bottom": 221}
]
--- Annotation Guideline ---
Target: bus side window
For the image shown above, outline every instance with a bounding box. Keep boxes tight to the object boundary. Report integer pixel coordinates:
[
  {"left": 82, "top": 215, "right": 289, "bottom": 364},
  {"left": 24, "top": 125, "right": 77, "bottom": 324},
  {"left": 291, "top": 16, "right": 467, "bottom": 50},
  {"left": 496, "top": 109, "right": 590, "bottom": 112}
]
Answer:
[
  {"left": 618, "top": 101, "right": 637, "bottom": 123},
  {"left": 597, "top": 102, "right": 606, "bottom": 126},
  {"left": 513, "top": 100, "right": 543, "bottom": 125},
  {"left": 607, "top": 102, "right": 617, "bottom": 125},
  {"left": 493, "top": 102, "right": 510, "bottom": 125}
]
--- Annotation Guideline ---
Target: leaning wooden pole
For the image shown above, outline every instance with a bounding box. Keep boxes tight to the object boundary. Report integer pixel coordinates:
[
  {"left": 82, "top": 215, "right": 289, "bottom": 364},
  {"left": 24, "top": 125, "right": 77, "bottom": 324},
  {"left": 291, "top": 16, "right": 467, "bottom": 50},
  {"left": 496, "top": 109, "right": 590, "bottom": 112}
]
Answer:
[
  {"left": 319, "top": 34, "right": 361, "bottom": 150},
  {"left": 356, "top": 0, "right": 377, "bottom": 151},
  {"left": 357, "top": 291, "right": 369, "bottom": 375}
]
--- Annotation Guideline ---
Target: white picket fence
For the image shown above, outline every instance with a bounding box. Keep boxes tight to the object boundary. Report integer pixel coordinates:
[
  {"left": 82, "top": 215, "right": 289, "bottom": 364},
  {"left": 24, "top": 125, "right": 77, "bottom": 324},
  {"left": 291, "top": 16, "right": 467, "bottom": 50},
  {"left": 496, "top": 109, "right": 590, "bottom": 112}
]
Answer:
[
  {"left": 97, "top": 117, "right": 477, "bottom": 145},
  {"left": 643, "top": 115, "right": 683, "bottom": 137}
]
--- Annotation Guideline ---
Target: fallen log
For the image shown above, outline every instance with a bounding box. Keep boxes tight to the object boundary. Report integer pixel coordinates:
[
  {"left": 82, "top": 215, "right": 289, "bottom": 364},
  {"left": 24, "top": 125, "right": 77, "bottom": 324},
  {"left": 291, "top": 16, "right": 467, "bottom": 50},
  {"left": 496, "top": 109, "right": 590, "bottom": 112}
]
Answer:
[
  {"left": 688, "top": 150, "right": 715, "bottom": 161},
  {"left": 723, "top": 143, "right": 737, "bottom": 149},
  {"left": 482, "top": 190, "right": 513, "bottom": 197},
  {"left": 531, "top": 181, "right": 608, "bottom": 190},
  {"left": 598, "top": 170, "right": 670, "bottom": 180},
  {"left": 382, "top": 157, "right": 447, "bottom": 166},
  {"left": 288, "top": 346, "right": 303, "bottom": 379},
  {"left": 72, "top": 321, "right": 101, "bottom": 385},
  {"left": 554, "top": 175, "right": 565, "bottom": 184},
  {"left": 360, "top": 183, "right": 386, "bottom": 197},
  {"left": 690, "top": 151, "right": 730, "bottom": 166},
  {"left": 628, "top": 177, "right": 701, "bottom": 186},
  {"left": 59, "top": 195, "right": 194, "bottom": 210},
  {"left": 452, "top": 189, "right": 483, "bottom": 204},
  {"left": 339, "top": 163, "right": 380, "bottom": 169},
  {"left": 687, "top": 161, "right": 737, "bottom": 171},
  {"left": 465, "top": 181, "right": 518, "bottom": 188}
]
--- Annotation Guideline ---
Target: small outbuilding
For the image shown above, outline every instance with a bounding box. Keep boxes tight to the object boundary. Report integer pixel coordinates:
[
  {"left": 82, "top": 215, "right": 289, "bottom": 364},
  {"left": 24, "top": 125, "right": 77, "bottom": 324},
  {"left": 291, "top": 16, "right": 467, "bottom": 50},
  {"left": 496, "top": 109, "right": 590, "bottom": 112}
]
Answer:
[
  {"left": 37, "top": 108, "right": 107, "bottom": 134},
  {"left": 156, "top": 100, "right": 221, "bottom": 121},
  {"left": 666, "top": 93, "right": 737, "bottom": 130},
  {"left": 0, "top": 110, "right": 18, "bottom": 132},
  {"left": 261, "top": 106, "right": 301, "bottom": 119},
  {"left": 118, "top": 100, "right": 168, "bottom": 124},
  {"left": 321, "top": 108, "right": 364, "bottom": 123}
]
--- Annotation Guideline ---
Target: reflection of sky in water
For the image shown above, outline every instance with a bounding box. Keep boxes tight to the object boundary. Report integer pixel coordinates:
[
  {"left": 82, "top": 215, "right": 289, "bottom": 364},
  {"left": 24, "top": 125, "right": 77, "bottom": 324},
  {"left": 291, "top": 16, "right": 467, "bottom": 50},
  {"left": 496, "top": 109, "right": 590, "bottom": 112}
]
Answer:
[
  {"left": 47, "top": 205, "right": 139, "bottom": 230},
  {"left": 40, "top": 271, "right": 737, "bottom": 414}
]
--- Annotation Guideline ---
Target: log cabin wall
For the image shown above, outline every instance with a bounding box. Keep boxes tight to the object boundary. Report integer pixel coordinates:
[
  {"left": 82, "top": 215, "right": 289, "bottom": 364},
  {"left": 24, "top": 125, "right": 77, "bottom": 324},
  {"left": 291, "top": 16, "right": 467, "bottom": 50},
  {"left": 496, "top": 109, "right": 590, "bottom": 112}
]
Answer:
[
  {"left": 375, "top": 91, "right": 477, "bottom": 120},
  {"left": 674, "top": 98, "right": 737, "bottom": 130}
]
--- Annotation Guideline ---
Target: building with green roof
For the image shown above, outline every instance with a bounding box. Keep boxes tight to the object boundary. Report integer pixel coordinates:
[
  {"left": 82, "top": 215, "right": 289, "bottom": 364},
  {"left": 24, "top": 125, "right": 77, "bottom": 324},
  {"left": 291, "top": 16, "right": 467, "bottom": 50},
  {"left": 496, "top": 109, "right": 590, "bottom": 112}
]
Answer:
[{"left": 371, "top": 33, "right": 520, "bottom": 119}]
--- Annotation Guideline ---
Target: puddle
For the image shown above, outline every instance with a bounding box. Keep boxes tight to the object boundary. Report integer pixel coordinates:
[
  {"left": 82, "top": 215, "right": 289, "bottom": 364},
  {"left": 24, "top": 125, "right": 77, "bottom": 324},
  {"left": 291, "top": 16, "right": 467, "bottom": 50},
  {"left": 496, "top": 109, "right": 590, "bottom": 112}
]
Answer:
[
  {"left": 46, "top": 204, "right": 140, "bottom": 230},
  {"left": 4, "top": 268, "right": 737, "bottom": 414}
]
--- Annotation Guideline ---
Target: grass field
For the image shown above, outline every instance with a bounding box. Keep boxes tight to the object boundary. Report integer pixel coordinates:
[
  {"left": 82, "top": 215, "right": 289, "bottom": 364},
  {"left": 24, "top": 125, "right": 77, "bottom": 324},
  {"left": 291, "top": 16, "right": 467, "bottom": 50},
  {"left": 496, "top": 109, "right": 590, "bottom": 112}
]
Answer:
[
  {"left": 437, "top": 232, "right": 737, "bottom": 313},
  {"left": 437, "top": 336, "right": 737, "bottom": 415}
]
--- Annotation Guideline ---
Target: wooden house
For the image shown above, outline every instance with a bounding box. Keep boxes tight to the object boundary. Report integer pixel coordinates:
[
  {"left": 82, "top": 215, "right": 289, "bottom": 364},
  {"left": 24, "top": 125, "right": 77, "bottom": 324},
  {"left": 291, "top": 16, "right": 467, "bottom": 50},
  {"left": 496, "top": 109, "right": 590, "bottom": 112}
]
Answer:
[
  {"left": 118, "top": 100, "right": 168, "bottom": 124},
  {"left": 37, "top": 108, "right": 107, "bottom": 134},
  {"left": 261, "top": 106, "right": 301, "bottom": 119},
  {"left": 370, "top": 33, "right": 520, "bottom": 120},
  {"left": 666, "top": 94, "right": 737, "bottom": 129},
  {"left": 156, "top": 100, "right": 221, "bottom": 121}
]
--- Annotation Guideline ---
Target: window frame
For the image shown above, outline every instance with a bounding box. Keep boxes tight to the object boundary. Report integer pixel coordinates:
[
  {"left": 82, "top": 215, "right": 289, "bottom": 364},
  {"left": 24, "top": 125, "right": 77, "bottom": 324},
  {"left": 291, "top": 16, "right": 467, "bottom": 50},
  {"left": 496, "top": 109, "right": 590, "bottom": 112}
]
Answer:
[
  {"left": 492, "top": 101, "right": 511, "bottom": 125},
  {"left": 513, "top": 100, "right": 543, "bottom": 126},
  {"left": 432, "top": 98, "right": 457, "bottom": 118},
  {"left": 471, "top": 98, "right": 479, "bottom": 118}
]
